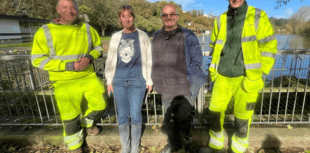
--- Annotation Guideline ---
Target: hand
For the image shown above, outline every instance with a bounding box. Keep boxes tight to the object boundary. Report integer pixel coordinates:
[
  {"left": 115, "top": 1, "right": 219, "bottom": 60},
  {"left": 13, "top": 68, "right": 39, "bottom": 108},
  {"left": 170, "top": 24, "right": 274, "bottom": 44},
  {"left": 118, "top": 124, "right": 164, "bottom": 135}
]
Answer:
[
  {"left": 146, "top": 85, "right": 153, "bottom": 93},
  {"left": 108, "top": 85, "right": 113, "bottom": 95},
  {"left": 74, "top": 57, "right": 90, "bottom": 71}
]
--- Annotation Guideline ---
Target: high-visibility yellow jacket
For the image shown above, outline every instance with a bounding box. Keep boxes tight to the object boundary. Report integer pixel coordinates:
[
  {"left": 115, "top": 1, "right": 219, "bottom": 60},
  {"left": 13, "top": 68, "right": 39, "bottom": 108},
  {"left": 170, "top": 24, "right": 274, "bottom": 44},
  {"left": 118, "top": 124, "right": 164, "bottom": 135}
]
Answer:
[
  {"left": 31, "top": 22, "right": 103, "bottom": 81},
  {"left": 209, "top": 6, "right": 277, "bottom": 91}
]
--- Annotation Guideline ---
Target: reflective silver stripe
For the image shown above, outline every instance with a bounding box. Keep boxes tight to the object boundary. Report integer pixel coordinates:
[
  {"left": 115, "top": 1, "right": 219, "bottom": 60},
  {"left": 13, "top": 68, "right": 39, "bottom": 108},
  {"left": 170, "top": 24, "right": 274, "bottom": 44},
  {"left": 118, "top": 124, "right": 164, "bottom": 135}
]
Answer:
[
  {"left": 53, "top": 54, "right": 86, "bottom": 60},
  {"left": 232, "top": 140, "right": 247, "bottom": 152},
  {"left": 92, "top": 46, "right": 103, "bottom": 51},
  {"left": 64, "top": 129, "right": 83, "bottom": 143},
  {"left": 210, "top": 130, "right": 223, "bottom": 138},
  {"left": 241, "top": 35, "right": 257, "bottom": 42},
  {"left": 209, "top": 136, "right": 224, "bottom": 148},
  {"left": 210, "top": 63, "right": 217, "bottom": 69},
  {"left": 68, "top": 139, "right": 83, "bottom": 150},
  {"left": 42, "top": 25, "right": 56, "bottom": 56},
  {"left": 64, "top": 130, "right": 83, "bottom": 149},
  {"left": 31, "top": 54, "right": 47, "bottom": 61},
  {"left": 217, "top": 16, "right": 221, "bottom": 31},
  {"left": 232, "top": 134, "right": 247, "bottom": 152},
  {"left": 258, "top": 35, "right": 276, "bottom": 44},
  {"left": 209, "top": 40, "right": 216, "bottom": 46},
  {"left": 255, "top": 8, "right": 261, "bottom": 32},
  {"left": 81, "top": 117, "right": 94, "bottom": 127},
  {"left": 245, "top": 63, "right": 261, "bottom": 70},
  {"left": 85, "top": 23, "right": 92, "bottom": 52},
  {"left": 216, "top": 39, "right": 224, "bottom": 45},
  {"left": 209, "top": 131, "right": 224, "bottom": 148},
  {"left": 261, "top": 52, "right": 276, "bottom": 58},
  {"left": 39, "top": 58, "right": 52, "bottom": 69},
  {"left": 91, "top": 46, "right": 102, "bottom": 55}
]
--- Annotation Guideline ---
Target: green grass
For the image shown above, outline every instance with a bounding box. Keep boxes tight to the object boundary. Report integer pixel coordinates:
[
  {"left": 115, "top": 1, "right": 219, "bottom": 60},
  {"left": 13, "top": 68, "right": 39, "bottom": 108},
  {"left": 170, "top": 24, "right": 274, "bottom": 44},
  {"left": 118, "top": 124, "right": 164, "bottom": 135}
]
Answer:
[
  {"left": 0, "top": 42, "right": 33, "bottom": 48},
  {"left": 100, "top": 36, "right": 111, "bottom": 41}
]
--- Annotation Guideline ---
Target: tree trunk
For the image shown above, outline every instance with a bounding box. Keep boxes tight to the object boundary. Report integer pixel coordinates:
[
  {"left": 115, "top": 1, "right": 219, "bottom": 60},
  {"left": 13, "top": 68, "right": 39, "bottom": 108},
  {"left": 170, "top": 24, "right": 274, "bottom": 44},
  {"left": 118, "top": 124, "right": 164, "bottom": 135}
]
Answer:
[
  {"left": 101, "top": 27, "right": 106, "bottom": 37},
  {"left": 14, "top": 0, "right": 23, "bottom": 15}
]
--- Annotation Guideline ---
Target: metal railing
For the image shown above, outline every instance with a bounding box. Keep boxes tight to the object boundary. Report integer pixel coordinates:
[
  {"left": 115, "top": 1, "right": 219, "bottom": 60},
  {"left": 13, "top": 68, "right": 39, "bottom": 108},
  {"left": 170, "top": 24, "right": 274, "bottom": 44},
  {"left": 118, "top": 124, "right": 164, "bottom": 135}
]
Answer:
[{"left": 0, "top": 49, "right": 309, "bottom": 126}]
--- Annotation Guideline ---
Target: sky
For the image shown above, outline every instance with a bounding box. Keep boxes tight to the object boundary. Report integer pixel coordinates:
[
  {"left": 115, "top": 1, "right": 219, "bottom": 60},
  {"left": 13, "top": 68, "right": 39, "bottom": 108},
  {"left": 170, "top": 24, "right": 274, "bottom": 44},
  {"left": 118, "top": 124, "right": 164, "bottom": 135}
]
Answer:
[{"left": 147, "top": 0, "right": 310, "bottom": 18}]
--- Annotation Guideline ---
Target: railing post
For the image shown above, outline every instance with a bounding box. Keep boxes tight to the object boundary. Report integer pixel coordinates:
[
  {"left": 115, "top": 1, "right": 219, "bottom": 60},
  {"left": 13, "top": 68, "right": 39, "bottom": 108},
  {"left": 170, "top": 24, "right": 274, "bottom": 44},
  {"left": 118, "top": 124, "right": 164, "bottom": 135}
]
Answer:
[
  {"left": 26, "top": 58, "right": 36, "bottom": 90},
  {"left": 197, "top": 87, "right": 203, "bottom": 124}
]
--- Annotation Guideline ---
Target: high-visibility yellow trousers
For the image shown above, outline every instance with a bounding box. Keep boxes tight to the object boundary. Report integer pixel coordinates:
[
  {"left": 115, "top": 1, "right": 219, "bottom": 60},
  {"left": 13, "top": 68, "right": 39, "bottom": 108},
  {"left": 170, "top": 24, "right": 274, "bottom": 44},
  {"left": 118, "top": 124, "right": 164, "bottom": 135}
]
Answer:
[
  {"left": 208, "top": 74, "right": 260, "bottom": 153},
  {"left": 53, "top": 73, "right": 107, "bottom": 150}
]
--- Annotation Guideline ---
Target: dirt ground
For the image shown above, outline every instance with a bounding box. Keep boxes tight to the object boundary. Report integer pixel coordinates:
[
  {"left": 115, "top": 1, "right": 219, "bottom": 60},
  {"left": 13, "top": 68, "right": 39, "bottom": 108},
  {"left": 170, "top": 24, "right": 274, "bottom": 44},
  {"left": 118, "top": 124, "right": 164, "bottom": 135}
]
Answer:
[{"left": 1, "top": 140, "right": 310, "bottom": 153}]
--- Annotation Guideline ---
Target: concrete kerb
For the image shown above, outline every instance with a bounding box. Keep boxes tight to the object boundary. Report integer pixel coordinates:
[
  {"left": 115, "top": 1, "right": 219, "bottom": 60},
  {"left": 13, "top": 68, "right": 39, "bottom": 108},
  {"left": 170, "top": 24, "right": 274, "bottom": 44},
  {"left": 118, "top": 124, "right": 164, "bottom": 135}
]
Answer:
[{"left": 0, "top": 125, "right": 310, "bottom": 149}]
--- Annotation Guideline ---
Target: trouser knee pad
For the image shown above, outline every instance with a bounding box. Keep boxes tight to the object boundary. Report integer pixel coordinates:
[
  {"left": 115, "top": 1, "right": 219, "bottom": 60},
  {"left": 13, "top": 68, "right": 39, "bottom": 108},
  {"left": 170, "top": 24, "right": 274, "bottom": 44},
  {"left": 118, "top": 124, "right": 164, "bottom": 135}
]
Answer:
[
  {"left": 207, "top": 110, "right": 221, "bottom": 132},
  {"left": 235, "top": 118, "right": 249, "bottom": 138},
  {"left": 63, "top": 115, "right": 82, "bottom": 136},
  {"left": 87, "top": 110, "right": 103, "bottom": 122}
]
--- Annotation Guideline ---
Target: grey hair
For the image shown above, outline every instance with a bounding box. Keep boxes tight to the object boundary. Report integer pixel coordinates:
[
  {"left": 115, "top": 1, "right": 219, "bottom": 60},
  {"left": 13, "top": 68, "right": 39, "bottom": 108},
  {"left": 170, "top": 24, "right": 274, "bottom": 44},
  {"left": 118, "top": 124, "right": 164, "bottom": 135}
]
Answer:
[
  {"left": 160, "top": 4, "right": 178, "bottom": 16},
  {"left": 57, "top": 0, "right": 79, "bottom": 13}
]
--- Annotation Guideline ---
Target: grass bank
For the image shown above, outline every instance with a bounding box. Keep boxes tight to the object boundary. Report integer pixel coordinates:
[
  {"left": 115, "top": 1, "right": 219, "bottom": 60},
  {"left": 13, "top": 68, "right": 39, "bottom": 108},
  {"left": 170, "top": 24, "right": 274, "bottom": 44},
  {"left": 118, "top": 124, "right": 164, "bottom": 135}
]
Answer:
[
  {"left": 100, "top": 36, "right": 111, "bottom": 41},
  {"left": 0, "top": 42, "right": 33, "bottom": 48}
]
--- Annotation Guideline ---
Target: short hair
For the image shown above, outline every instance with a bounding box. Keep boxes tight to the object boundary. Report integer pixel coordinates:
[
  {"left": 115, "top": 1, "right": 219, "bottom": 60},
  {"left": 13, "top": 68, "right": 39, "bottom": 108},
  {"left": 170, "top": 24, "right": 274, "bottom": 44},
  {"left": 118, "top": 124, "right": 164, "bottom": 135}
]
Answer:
[
  {"left": 118, "top": 5, "right": 135, "bottom": 28},
  {"left": 57, "top": 0, "right": 79, "bottom": 13},
  {"left": 160, "top": 4, "right": 178, "bottom": 16}
]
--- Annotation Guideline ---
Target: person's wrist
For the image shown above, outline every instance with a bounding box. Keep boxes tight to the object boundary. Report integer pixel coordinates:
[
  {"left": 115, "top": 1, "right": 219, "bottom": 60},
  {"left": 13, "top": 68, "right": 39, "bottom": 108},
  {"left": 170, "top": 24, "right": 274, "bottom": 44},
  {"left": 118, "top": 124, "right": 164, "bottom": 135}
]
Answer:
[{"left": 65, "top": 61, "right": 75, "bottom": 71}]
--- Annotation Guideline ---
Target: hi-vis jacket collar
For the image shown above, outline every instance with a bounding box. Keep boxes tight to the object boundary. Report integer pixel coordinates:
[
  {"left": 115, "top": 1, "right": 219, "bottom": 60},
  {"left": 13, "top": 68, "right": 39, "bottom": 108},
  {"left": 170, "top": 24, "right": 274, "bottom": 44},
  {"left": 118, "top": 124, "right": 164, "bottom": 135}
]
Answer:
[{"left": 51, "top": 18, "right": 82, "bottom": 25}]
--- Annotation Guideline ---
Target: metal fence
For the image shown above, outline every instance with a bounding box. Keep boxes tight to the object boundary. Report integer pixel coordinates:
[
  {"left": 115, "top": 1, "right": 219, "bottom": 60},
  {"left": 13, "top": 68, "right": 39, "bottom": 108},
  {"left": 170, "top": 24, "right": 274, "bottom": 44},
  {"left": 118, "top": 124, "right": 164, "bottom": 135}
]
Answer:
[{"left": 0, "top": 50, "right": 309, "bottom": 126}]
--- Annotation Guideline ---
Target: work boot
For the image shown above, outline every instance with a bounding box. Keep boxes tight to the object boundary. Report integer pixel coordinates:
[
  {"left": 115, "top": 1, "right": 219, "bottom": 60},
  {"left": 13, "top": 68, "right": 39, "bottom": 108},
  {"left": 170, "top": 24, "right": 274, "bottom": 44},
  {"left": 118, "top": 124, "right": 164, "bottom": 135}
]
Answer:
[
  {"left": 199, "top": 147, "right": 224, "bottom": 153},
  {"left": 119, "top": 123, "right": 130, "bottom": 153},
  {"left": 71, "top": 147, "right": 83, "bottom": 153},
  {"left": 86, "top": 126, "right": 100, "bottom": 136},
  {"left": 184, "top": 136, "right": 193, "bottom": 152},
  {"left": 131, "top": 123, "right": 142, "bottom": 153},
  {"left": 183, "top": 132, "right": 192, "bottom": 145},
  {"left": 184, "top": 137, "right": 192, "bottom": 144}
]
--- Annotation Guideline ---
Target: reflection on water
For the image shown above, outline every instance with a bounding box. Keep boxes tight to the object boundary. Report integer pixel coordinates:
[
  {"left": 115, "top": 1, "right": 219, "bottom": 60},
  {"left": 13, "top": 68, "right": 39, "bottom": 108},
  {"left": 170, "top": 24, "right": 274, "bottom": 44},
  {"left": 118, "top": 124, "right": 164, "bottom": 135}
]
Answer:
[
  {"left": 198, "top": 34, "right": 310, "bottom": 51},
  {"left": 276, "top": 34, "right": 310, "bottom": 50}
]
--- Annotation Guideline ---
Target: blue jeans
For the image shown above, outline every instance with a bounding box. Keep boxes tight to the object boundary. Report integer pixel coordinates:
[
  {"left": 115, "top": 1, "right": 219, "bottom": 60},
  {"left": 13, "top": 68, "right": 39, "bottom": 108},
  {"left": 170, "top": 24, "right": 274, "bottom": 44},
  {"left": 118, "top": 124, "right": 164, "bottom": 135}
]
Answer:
[{"left": 113, "top": 77, "right": 146, "bottom": 125}]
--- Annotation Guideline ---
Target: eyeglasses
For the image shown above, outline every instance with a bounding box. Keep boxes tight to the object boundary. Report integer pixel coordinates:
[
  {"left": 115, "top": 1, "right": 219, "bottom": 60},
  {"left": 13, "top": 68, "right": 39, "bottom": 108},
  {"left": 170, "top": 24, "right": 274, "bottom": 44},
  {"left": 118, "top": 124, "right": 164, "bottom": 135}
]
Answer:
[{"left": 161, "top": 13, "right": 178, "bottom": 19}]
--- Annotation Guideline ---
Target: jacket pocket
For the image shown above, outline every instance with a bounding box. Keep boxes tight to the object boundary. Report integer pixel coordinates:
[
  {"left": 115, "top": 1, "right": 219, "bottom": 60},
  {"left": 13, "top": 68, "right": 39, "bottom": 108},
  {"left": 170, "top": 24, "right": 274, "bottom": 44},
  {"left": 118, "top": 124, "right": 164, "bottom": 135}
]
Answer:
[{"left": 242, "top": 77, "right": 264, "bottom": 92}]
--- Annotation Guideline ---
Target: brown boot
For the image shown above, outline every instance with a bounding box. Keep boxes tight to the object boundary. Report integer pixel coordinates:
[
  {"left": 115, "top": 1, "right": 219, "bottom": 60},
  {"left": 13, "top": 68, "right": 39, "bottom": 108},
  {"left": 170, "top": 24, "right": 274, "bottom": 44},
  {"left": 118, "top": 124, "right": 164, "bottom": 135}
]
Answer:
[{"left": 86, "top": 126, "right": 100, "bottom": 136}]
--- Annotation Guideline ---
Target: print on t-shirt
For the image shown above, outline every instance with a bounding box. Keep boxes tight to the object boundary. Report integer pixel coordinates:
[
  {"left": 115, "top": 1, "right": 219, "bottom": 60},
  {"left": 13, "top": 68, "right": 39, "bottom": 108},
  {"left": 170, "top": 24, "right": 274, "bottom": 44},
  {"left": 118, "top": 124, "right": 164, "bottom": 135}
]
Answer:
[{"left": 118, "top": 39, "right": 135, "bottom": 63}]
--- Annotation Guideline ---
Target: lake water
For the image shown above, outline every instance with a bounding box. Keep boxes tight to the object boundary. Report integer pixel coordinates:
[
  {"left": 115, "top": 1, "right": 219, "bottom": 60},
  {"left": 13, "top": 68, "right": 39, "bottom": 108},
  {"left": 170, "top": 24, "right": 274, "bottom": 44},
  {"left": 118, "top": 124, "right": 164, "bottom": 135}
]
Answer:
[
  {"left": 199, "top": 34, "right": 310, "bottom": 80},
  {"left": 198, "top": 34, "right": 310, "bottom": 51}
]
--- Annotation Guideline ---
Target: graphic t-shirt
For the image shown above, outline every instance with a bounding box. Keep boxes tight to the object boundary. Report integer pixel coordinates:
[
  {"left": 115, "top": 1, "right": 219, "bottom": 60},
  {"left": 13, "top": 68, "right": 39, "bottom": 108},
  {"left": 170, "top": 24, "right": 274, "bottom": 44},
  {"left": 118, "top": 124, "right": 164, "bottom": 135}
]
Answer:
[{"left": 114, "top": 30, "right": 143, "bottom": 78}]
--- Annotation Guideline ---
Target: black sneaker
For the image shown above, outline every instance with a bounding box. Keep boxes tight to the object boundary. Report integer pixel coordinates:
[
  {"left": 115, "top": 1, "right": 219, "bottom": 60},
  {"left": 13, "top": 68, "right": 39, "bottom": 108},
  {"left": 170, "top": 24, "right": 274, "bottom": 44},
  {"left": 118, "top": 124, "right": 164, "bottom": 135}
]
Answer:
[{"left": 184, "top": 137, "right": 192, "bottom": 144}]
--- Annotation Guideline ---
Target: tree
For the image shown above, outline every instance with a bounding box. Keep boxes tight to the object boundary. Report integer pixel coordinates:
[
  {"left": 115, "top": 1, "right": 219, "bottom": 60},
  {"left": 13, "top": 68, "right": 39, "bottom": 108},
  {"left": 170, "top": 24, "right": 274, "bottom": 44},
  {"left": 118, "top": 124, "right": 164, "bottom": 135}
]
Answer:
[
  {"left": 154, "top": 1, "right": 187, "bottom": 28},
  {"left": 183, "top": 12, "right": 193, "bottom": 23},
  {"left": 122, "top": 0, "right": 162, "bottom": 32},
  {"left": 0, "top": 0, "right": 58, "bottom": 19},
  {"left": 275, "top": 0, "right": 303, "bottom": 9},
  {"left": 192, "top": 16, "right": 214, "bottom": 30},
  {"left": 198, "top": 9, "right": 204, "bottom": 16},
  {"left": 189, "top": 22, "right": 207, "bottom": 32},
  {"left": 189, "top": 9, "right": 198, "bottom": 19},
  {"left": 78, "top": 0, "right": 122, "bottom": 36},
  {"left": 0, "top": 0, "right": 16, "bottom": 15}
]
